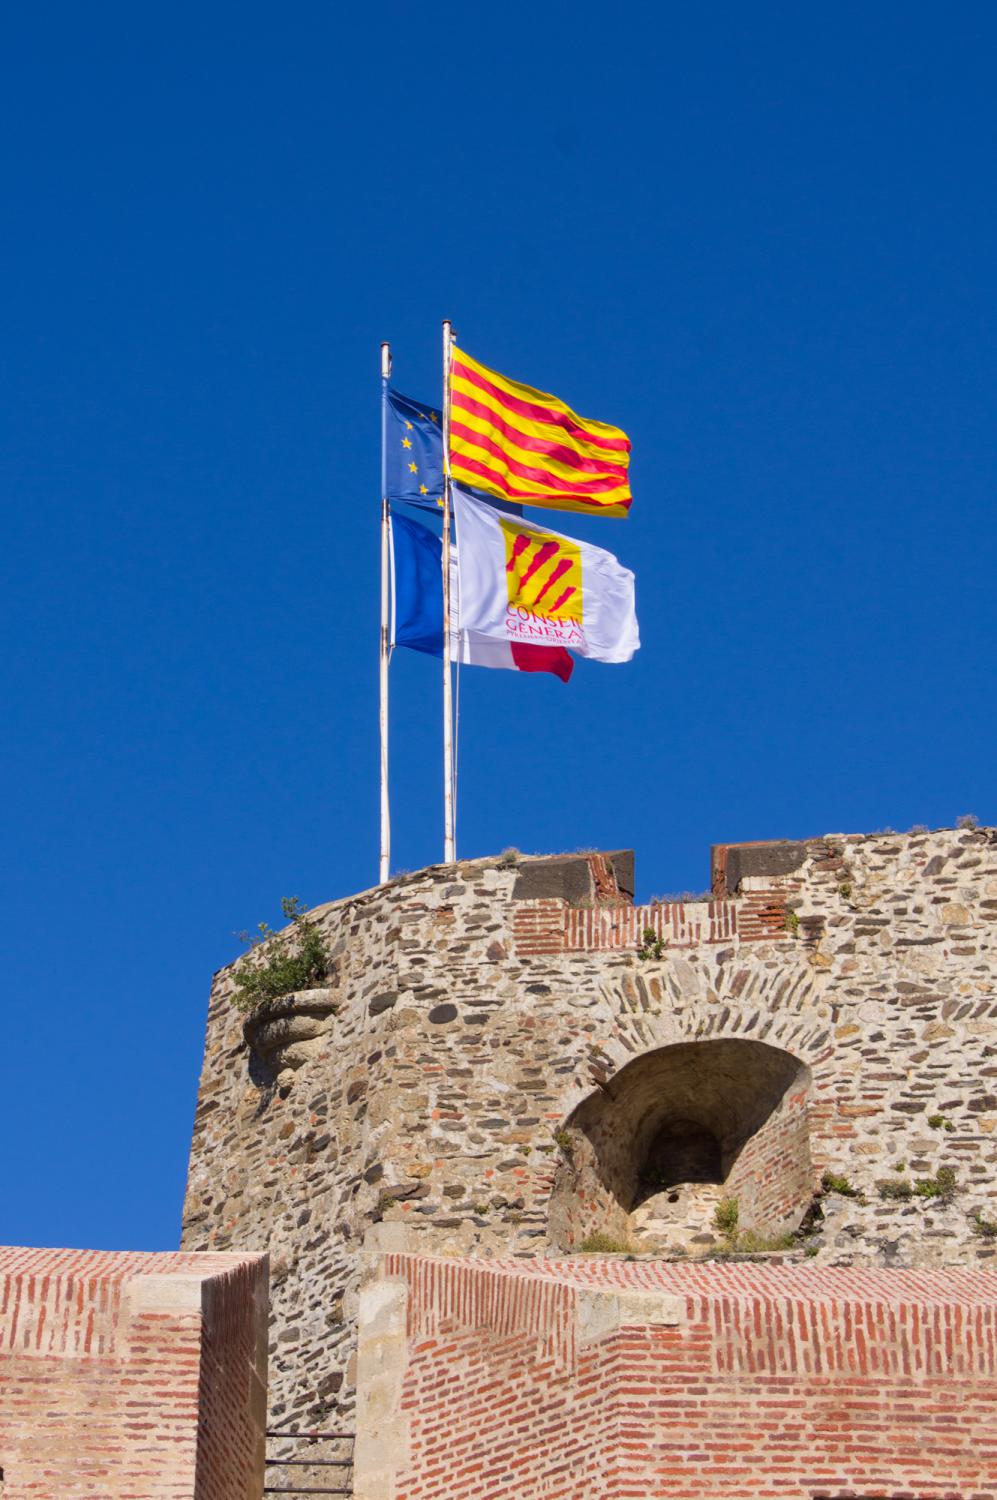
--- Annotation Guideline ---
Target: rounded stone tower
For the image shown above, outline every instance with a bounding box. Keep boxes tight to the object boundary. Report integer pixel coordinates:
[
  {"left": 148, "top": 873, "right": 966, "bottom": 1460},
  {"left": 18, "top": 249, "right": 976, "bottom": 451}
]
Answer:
[{"left": 182, "top": 828, "right": 997, "bottom": 1436}]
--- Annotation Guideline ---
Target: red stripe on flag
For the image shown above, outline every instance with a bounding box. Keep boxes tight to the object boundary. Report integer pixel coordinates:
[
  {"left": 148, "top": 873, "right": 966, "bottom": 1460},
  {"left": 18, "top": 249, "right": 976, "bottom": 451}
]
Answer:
[
  {"left": 511, "top": 642, "right": 574, "bottom": 682},
  {"left": 533, "top": 559, "right": 572, "bottom": 607},
  {"left": 450, "top": 421, "right": 628, "bottom": 495},
  {"left": 506, "top": 533, "right": 532, "bottom": 571},
  {"left": 450, "top": 390, "right": 629, "bottom": 479},
  {"left": 452, "top": 358, "right": 630, "bottom": 454},
  {"left": 450, "top": 451, "right": 630, "bottom": 511},
  {"left": 548, "top": 585, "right": 577, "bottom": 614},
  {"left": 516, "top": 539, "right": 560, "bottom": 590}
]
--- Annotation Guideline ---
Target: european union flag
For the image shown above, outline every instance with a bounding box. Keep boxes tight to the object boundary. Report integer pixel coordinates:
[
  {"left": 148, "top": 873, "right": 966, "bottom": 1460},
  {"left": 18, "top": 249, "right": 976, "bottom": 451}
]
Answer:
[{"left": 384, "top": 387, "right": 444, "bottom": 512}]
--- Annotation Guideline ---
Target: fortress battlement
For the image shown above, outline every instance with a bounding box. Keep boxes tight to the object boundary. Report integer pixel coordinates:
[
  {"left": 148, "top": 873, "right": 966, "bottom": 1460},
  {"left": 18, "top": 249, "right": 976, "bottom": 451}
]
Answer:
[{"left": 183, "top": 823, "right": 997, "bottom": 1442}]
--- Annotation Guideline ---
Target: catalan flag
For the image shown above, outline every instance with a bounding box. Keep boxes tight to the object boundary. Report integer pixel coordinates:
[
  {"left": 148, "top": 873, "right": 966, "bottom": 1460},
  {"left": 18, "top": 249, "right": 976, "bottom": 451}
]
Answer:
[{"left": 448, "top": 345, "right": 632, "bottom": 518}]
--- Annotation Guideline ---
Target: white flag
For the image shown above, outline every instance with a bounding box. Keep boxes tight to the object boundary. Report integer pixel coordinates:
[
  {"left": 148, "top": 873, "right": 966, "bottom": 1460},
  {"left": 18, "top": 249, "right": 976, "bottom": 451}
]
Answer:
[{"left": 453, "top": 487, "right": 639, "bottom": 664}]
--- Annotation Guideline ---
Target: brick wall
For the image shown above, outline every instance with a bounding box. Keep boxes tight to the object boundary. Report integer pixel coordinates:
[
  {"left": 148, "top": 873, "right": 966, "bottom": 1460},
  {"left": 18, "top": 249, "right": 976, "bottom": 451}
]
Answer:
[
  {"left": 726, "top": 1073, "right": 813, "bottom": 1232},
  {"left": 511, "top": 887, "right": 786, "bottom": 956},
  {"left": 184, "top": 825, "right": 997, "bottom": 1431},
  {"left": 0, "top": 1246, "right": 268, "bottom": 1499},
  {"left": 356, "top": 1254, "right": 997, "bottom": 1500}
]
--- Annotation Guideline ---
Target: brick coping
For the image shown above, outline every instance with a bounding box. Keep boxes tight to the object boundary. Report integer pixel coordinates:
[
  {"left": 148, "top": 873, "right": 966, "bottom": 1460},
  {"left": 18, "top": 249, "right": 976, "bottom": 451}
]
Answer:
[
  {"left": 0, "top": 1245, "right": 265, "bottom": 1281},
  {"left": 386, "top": 1252, "right": 997, "bottom": 1306}
]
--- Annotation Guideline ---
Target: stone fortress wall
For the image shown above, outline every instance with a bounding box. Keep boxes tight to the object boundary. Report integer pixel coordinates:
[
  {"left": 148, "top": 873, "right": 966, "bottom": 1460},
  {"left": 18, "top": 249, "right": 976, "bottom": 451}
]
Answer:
[{"left": 182, "top": 824, "right": 997, "bottom": 1440}]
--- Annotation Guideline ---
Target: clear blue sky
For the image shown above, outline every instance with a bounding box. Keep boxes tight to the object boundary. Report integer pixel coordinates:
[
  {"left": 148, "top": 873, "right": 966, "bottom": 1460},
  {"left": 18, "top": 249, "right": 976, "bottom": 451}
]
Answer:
[{"left": 3, "top": 4, "right": 996, "bottom": 1251}]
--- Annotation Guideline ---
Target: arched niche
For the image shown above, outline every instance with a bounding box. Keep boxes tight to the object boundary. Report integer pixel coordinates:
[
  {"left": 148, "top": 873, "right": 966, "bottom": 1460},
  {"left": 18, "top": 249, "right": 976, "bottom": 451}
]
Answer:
[{"left": 548, "top": 1037, "right": 814, "bottom": 1253}]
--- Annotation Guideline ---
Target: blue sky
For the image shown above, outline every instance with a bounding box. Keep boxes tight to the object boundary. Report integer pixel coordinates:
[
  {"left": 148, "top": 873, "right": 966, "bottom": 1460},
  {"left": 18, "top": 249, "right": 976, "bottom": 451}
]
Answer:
[{"left": 3, "top": 4, "right": 996, "bottom": 1250}]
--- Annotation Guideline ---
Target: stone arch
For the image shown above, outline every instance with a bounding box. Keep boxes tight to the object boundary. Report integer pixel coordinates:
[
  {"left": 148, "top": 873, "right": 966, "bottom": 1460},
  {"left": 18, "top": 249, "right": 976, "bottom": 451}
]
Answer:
[{"left": 548, "top": 1037, "right": 815, "bottom": 1253}]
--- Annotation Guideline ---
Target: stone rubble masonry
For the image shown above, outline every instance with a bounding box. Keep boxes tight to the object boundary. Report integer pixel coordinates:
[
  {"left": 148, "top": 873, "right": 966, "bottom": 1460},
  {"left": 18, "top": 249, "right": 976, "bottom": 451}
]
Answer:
[
  {"left": 0, "top": 1246, "right": 268, "bottom": 1500},
  {"left": 181, "top": 825, "right": 997, "bottom": 1445},
  {"left": 355, "top": 1253, "right": 997, "bottom": 1500}
]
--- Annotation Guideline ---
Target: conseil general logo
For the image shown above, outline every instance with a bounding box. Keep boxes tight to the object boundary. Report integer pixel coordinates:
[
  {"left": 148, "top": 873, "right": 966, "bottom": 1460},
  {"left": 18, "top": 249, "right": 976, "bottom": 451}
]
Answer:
[{"left": 499, "top": 516, "right": 583, "bottom": 622}]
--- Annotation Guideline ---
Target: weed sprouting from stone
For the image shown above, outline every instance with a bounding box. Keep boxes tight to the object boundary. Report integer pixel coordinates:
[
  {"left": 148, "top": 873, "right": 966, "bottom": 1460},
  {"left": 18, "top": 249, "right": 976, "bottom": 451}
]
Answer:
[
  {"left": 821, "top": 1171, "right": 861, "bottom": 1199},
  {"left": 878, "top": 1179, "right": 913, "bottom": 1201},
  {"left": 637, "top": 926, "right": 665, "bottom": 960},
  {"left": 713, "top": 1198, "right": 739, "bottom": 1241},
  {"left": 232, "top": 898, "right": 333, "bottom": 1013},
  {"left": 579, "top": 1232, "right": 634, "bottom": 1255},
  {"left": 734, "top": 1229, "right": 797, "bottom": 1253},
  {"left": 709, "top": 1198, "right": 798, "bottom": 1256},
  {"left": 913, "top": 1167, "right": 957, "bottom": 1202},
  {"left": 956, "top": 813, "right": 980, "bottom": 830},
  {"left": 972, "top": 1210, "right": 997, "bottom": 1240}
]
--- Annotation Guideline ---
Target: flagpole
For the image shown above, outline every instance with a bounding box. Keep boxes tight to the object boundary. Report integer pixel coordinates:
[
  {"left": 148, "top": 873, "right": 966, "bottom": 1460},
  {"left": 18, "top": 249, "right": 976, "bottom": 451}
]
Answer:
[
  {"left": 379, "top": 341, "right": 392, "bottom": 885},
  {"left": 441, "top": 319, "right": 456, "bottom": 864}
]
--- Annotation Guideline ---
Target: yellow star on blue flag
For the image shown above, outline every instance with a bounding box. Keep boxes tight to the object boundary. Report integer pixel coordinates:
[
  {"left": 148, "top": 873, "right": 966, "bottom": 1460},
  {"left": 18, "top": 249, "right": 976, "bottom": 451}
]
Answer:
[{"left": 384, "top": 388, "right": 443, "bottom": 511}]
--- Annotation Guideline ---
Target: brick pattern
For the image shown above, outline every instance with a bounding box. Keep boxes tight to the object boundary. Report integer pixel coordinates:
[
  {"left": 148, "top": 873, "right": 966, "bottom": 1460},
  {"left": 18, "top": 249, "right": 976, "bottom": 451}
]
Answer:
[
  {"left": 183, "top": 826, "right": 997, "bottom": 1438},
  {"left": 726, "top": 1078, "right": 813, "bottom": 1231},
  {"left": 512, "top": 890, "right": 787, "bottom": 956},
  {"left": 378, "top": 1254, "right": 997, "bottom": 1500},
  {"left": 0, "top": 1247, "right": 267, "bottom": 1500},
  {"left": 381, "top": 1257, "right": 615, "bottom": 1499}
]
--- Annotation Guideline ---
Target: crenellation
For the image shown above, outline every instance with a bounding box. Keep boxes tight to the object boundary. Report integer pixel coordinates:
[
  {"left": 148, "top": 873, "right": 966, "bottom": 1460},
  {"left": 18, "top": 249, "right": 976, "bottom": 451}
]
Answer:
[{"left": 183, "top": 826, "right": 997, "bottom": 1444}]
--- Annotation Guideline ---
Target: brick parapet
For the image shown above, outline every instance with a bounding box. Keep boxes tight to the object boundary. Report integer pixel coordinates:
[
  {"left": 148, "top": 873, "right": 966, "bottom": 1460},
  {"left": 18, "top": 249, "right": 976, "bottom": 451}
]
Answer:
[
  {"left": 0, "top": 1246, "right": 268, "bottom": 1499},
  {"left": 358, "top": 1254, "right": 997, "bottom": 1500},
  {"left": 183, "top": 824, "right": 997, "bottom": 1441},
  {"left": 513, "top": 890, "right": 787, "bottom": 955}
]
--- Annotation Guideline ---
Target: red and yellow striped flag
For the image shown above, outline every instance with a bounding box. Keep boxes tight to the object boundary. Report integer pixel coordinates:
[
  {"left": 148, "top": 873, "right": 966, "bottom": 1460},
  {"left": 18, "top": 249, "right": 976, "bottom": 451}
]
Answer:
[{"left": 448, "top": 346, "right": 632, "bottom": 517}]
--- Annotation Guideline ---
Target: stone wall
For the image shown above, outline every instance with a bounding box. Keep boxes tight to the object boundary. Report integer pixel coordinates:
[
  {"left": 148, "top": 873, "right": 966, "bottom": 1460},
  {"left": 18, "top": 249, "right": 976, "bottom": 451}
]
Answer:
[
  {"left": 182, "top": 825, "right": 997, "bottom": 1438},
  {"left": 355, "top": 1253, "right": 997, "bottom": 1500},
  {"left": 0, "top": 1246, "right": 267, "bottom": 1499}
]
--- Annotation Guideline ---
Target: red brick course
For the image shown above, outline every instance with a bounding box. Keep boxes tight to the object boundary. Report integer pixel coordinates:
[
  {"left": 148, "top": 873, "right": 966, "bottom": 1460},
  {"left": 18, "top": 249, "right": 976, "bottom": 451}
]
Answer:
[
  {"left": 513, "top": 891, "right": 788, "bottom": 956},
  {"left": 376, "top": 1254, "right": 997, "bottom": 1500},
  {"left": 0, "top": 1246, "right": 267, "bottom": 1499},
  {"left": 726, "top": 1076, "right": 814, "bottom": 1231}
]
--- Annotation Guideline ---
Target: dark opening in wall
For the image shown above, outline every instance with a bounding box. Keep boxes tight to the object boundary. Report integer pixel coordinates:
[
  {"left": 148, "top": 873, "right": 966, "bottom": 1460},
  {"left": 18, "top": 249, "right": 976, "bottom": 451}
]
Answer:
[
  {"left": 548, "top": 1037, "right": 814, "bottom": 1251},
  {"left": 640, "top": 1117, "right": 723, "bottom": 1195}
]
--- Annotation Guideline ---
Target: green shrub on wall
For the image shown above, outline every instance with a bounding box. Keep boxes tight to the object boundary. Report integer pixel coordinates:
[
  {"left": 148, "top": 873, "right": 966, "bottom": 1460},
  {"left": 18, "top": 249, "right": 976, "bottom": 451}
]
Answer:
[{"left": 232, "top": 897, "right": 332, "bottom": 1012}]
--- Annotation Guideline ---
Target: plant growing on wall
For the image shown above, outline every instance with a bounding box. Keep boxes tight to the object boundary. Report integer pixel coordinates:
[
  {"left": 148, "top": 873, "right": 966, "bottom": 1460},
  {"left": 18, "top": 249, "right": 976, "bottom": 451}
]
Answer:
[
  {"left": 713, "top": 1197, "right": 739, "bottom": 1241},
  {"left": 972, "top": 1210, "right": 997, "bottom": 1240},
  {"left": 232, "top": 897, "right": 333, "bottom": 1013},
  {"left": 709, "top": 1197, "right": 796, "bottom": 1256},
  {"left": 913, "top": 1166, "right": 957, "bottom": 1202},
  {"left": 579, "top": 1231, "right": 634, "bottom": 1255},
  {"left": 821, "top": 1170, "right": 861, "bottom": 1199},
  {"left": 637, "top": 926, "right": 665, "bottom": 960}
]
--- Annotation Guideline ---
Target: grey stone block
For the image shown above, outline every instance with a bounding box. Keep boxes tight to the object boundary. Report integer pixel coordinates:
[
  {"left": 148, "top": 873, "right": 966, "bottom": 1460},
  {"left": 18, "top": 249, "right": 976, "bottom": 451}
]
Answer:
[{"left": 723, "top": 841, "right": 806, "bottom": 893}]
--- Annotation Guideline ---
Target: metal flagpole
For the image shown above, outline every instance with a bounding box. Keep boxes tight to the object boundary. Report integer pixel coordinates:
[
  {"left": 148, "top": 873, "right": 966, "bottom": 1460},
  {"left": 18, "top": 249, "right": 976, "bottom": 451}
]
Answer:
[
  {"left": 441, "top": 319, "right": 456, "bottom": 864},
  {"left": 379, "top": 341, "right": 392, "bottom": 884}
]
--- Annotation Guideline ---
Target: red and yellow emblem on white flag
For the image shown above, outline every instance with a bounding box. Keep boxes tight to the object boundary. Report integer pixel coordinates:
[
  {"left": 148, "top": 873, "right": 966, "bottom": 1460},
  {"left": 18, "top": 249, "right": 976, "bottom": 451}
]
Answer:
[
  {"left": 501, "top": 515, "right": 583, "bottom": 623},
  {"left": 453, "top": 488, "right": 639, "bottom": 665}
]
